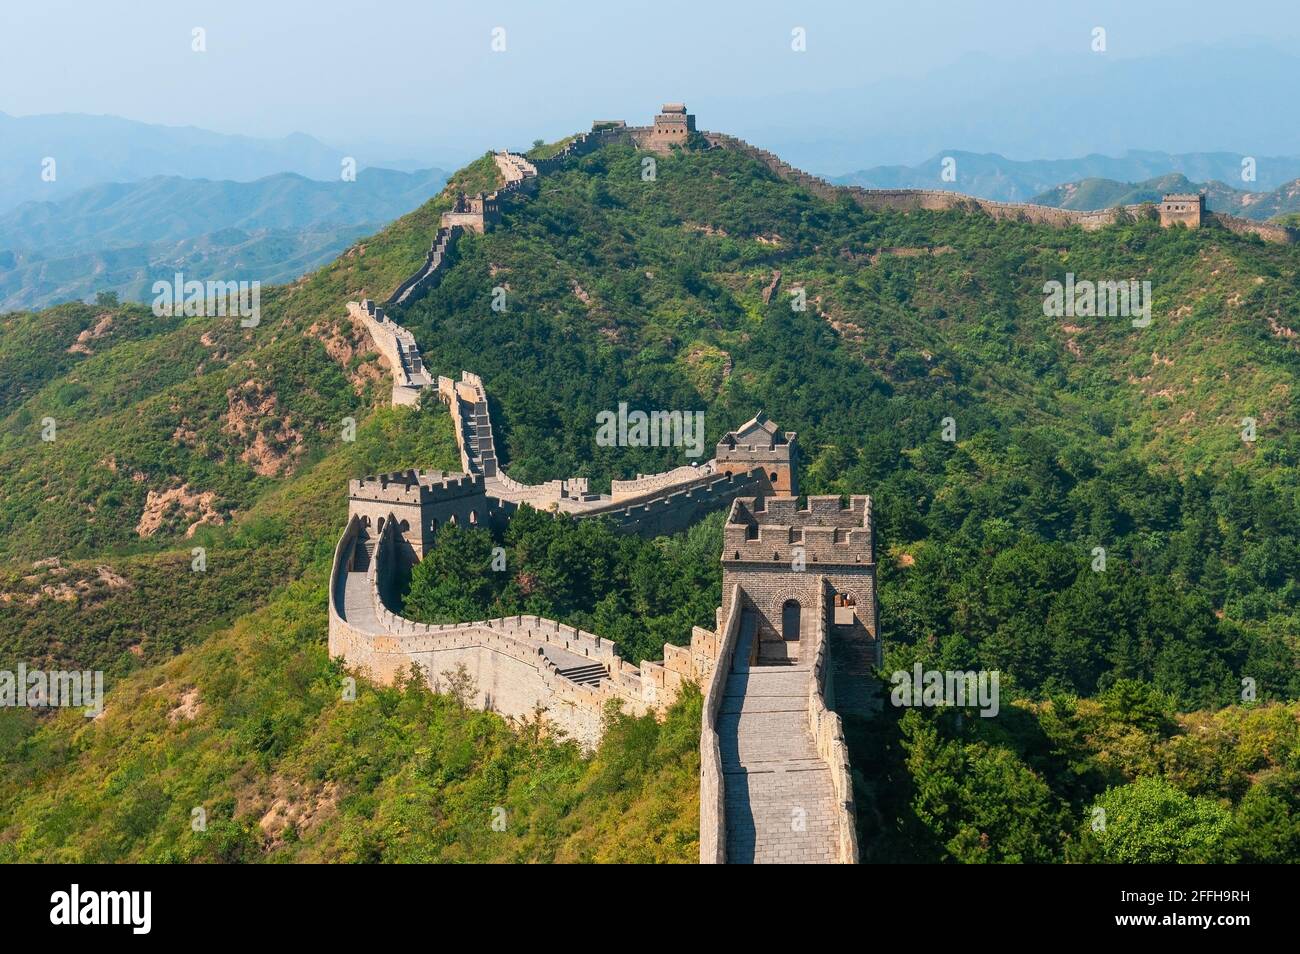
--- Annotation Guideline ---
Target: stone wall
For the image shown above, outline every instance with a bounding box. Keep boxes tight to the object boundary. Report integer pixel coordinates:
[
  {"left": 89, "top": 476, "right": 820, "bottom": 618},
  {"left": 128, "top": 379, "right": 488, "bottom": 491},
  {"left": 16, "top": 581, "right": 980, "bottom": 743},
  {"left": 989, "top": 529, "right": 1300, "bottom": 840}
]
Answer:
[
  {"left": 436, "top": 369, "right": 782, "bottom": 530},
  {"left": 1211, "top": 211, "right": 1298, "bottom": 243},
  {"left": 328, "top": 513, "right": 671, "bottom": 750},
  {"left": 808, "top": 581, "right": 860, "bottom": 863},
  {"left": 610, "top": 462, "right": 715, "bottom": 499},
  {"left": 386, "top": 224, "right": 462, "bottom": 308},
  {"left": 699, "top": 584, "right": 743, "bottom": 864},
  {"left": 347, "top": 299, "right": 432, "bottom": 405},
  {"left": 702, "top": 131, "right": 1297, "bottom": 243},
  {"left": 602, "top": 468, "right": 771, "bottom": 535}
]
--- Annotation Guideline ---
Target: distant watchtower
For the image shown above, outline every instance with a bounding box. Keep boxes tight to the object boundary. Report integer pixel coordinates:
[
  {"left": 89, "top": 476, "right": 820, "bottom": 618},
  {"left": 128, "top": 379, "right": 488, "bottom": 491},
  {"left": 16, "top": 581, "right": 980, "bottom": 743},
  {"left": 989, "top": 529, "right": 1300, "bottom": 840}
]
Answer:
[
  {"left": 1159, "top": 193, "right": 1206, "bottom": 229},
  {"left": 716, "top": 413, "right": 798, "bottom": 495},
  {"left": 648, "top": 103, "right": 696, "bottom": 153}
]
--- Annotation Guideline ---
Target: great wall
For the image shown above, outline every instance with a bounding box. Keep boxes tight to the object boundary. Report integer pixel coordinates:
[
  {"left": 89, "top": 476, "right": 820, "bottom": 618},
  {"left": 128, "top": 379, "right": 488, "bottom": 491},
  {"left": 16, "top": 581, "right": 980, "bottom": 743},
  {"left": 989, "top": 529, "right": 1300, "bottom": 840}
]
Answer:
[{"left": 330, "top": 103, "right": 1294, "bottom": 864}]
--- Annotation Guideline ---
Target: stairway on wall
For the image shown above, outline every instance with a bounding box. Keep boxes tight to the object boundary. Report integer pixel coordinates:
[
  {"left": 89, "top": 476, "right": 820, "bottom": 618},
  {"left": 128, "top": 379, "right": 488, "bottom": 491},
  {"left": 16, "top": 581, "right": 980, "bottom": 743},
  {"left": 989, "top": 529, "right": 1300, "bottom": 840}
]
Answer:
[
  {"left": 719, "top": 612, "right": 840, "bottom": 863},
  {"left": 352, "top": 532, "right": 375, "bottom": 572}
]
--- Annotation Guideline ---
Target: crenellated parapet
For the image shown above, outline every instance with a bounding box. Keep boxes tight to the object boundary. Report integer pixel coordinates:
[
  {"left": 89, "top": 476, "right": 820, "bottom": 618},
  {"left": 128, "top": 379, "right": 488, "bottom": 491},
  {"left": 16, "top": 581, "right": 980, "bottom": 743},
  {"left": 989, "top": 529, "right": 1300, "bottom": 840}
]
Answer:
[{"left": 722, "top": 495, "right": 873, "bottom": 564}]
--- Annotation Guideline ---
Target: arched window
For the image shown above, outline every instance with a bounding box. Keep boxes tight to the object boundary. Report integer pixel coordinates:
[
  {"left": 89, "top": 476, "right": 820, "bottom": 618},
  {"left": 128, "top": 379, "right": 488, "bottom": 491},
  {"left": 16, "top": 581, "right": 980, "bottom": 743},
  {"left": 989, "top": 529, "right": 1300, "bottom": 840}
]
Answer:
[
  {"left": 781, "top": 599, "right": 801, "bottom": 641},
  {"left": 469, "top": 510, "right": 478, "bottom": 525}
]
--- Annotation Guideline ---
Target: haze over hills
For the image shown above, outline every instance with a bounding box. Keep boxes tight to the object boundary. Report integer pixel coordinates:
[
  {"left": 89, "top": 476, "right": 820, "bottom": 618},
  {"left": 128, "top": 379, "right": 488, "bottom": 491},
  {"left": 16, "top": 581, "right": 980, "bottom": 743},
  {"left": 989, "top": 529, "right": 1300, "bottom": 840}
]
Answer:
[
  {"left": 0, "top": 111, "right": 460, "bottom": 214},
  {"left": 0, "top": 166, "right": 449, "bottom": 310},
  {"left": 741, "top": 43, "right": 1300, "bottom": 174},
  {"left": 832, "top": 150, "right": 1300, "bottom": 203}
]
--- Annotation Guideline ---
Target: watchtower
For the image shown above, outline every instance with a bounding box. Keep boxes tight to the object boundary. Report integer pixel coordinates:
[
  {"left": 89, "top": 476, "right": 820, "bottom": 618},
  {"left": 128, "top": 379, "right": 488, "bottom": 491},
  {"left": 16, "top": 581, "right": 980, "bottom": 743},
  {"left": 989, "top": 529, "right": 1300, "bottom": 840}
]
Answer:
[
  {"left": 716, "top": 413, "right": 798, "bottom": 494},
  {"left": 1159, "top": 192, "right": 1206, "bottom": 229},
  {"left": 719, "top": 495, "right": 878, "bottom": 669},
  {"left": 648, "top": 103, "right": 696, "bottom": 152}
]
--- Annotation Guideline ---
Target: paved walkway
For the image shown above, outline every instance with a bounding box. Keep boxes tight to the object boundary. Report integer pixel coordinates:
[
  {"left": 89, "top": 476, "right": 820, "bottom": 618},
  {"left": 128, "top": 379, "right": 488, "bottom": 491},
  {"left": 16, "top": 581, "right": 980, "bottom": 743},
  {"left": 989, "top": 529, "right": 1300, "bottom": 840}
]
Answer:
[{"left": 719, "top": 614, "right": 839, "bottom": 863}]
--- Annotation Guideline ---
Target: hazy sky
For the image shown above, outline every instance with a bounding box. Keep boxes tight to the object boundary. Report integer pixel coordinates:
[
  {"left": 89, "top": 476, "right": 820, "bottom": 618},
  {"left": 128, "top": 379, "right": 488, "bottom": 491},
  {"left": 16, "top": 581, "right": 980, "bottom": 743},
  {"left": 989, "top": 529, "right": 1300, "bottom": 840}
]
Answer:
[{"left": 4, "top": 0, "right": 1298, "bottom": 169}]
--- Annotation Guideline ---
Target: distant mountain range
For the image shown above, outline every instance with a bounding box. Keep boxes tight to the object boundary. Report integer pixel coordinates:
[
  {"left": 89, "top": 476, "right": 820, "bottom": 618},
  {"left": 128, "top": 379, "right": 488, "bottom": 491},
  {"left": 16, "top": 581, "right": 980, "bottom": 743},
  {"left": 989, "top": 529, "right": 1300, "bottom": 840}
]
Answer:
[
  {"left": 0, "top": 111, "right": 464, "bottom": 215},
  {"left": 831, "top": 150, "right": 1300, "bottom": 204},
  {"left": 0, "top": 112, "right": 353, "bottom": 213},
  {"left": 0, "top": 167, "right": 448, "bottom": 310},
  {"left": 1031, "top": 173, "right": 1300, "bottom": 221}
]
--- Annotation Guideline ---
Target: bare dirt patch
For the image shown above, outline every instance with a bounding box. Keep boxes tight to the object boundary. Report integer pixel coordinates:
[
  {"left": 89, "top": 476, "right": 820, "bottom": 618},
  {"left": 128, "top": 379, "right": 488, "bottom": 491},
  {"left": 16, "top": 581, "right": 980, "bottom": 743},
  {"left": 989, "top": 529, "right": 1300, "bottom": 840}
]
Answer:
[
  {"left": 135, "top": 483, "right": 224, "bottom": 538},
  {"left": 307, "top": 319, "right": 382, "bottom": 396},
  {"left": 67, "top": 313, "right": 113, "bottom": 355},
  {"left": 223, "top": 380, "right": 304, "bottom": 477},
  {"left": 168, "top": 687, "right": 204, "bottom": 724}
]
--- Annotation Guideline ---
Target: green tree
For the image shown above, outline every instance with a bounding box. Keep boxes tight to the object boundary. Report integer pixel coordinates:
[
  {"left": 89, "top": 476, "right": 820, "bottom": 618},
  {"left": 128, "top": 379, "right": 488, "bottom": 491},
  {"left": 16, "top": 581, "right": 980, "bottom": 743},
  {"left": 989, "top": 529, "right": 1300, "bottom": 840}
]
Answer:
[{"left": 1078, "top": 776, "right": 1229, "bottom": 863}]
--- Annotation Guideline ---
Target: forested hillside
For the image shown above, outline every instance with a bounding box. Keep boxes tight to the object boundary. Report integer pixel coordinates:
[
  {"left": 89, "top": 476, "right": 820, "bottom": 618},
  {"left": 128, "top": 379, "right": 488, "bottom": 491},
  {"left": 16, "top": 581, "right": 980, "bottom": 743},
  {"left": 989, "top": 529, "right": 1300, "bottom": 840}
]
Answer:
[{"left": 1, "top": 135, "right": 1296, "bottom": 863}]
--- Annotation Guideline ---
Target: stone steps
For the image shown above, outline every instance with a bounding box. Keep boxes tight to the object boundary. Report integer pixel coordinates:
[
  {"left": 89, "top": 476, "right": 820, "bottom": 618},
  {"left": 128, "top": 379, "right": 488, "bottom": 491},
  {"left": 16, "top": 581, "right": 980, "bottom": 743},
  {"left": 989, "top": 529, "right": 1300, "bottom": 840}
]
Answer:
[
  {"left": 554, "top": 662, "right": 608, "bottom": 686},
  {"left": 352, "top": 535, "right": 375, "bottom": 571}
]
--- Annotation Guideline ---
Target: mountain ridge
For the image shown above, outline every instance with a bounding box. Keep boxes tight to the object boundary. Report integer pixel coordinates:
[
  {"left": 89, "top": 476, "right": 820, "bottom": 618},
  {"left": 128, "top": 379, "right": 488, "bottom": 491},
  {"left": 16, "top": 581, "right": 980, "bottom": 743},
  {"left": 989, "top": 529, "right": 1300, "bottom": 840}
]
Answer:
[
  {"left": 831, "top": 149, "right": 1300, "bottom": 203},
  {"left": 1031, "top": 172, "right": 1300, "bottom": 221}
]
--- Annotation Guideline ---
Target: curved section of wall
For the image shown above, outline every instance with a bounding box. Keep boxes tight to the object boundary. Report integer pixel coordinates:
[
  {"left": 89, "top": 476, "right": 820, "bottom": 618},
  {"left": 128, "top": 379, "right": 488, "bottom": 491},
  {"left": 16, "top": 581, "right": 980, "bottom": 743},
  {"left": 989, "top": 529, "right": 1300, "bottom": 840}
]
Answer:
[
  {"left": 329, "top": 503, "right": 707, "bottom": 750},
  {"left": 437, "top": 369, "right": 763, "bottom": 524},
  {"left": 387, "top": 224, "right": 462, "bottom": 308},
  {"left": 611, "top": 462, "right": 716, "bottom": 499}
]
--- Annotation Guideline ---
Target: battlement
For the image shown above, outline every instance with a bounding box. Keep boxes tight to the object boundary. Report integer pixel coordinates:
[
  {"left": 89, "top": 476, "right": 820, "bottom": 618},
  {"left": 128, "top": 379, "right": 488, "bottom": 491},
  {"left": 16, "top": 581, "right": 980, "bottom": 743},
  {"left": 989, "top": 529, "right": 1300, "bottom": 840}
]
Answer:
[
  {"left": 723, "top": 495, "right": 874, "bottom": 564},
  {"left": 349, "top": 469, "right": 484, "bottom": 506}
]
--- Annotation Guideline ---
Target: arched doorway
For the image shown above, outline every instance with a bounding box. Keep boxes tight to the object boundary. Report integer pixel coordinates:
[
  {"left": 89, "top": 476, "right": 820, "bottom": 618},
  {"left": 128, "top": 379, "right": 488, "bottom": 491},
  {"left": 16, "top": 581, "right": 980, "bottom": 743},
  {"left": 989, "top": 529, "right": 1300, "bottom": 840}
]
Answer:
[{"left": 781, "top": 599, "right": 801, "bottom": 641}]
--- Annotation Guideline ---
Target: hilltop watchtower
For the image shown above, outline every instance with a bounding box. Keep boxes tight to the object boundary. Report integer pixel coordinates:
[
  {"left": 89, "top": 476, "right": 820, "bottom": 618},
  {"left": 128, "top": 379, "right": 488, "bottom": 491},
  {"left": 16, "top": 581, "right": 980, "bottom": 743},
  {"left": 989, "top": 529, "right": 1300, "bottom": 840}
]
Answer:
[
  {"left": 720, "top": 495, "right": 878, "bottom": 671},
  {"left": 716, "top": 413, "right": 798, "bottom": 494},
  {"left": 648, "top": 103, "right": 696, "bottom": 152},
  {"left": 1160, "top": 192, "right": 1206, "bottom": 229}
]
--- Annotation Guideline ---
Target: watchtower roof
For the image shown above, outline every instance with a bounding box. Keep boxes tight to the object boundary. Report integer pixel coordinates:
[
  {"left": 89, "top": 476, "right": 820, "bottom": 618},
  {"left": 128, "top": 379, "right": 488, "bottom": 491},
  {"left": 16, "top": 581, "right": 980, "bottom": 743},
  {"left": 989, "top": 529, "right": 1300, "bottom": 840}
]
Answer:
[{"left": 719, "top": 412, "right": 792, "bottom": 448}]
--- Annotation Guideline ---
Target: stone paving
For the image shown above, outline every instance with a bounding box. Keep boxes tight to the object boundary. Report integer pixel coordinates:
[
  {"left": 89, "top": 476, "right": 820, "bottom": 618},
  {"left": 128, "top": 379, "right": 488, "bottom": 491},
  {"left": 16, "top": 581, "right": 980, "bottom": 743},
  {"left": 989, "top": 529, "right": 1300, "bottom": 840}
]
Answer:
[{"left": 719, "top": 618, "right": 840, "bottom": 863}]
